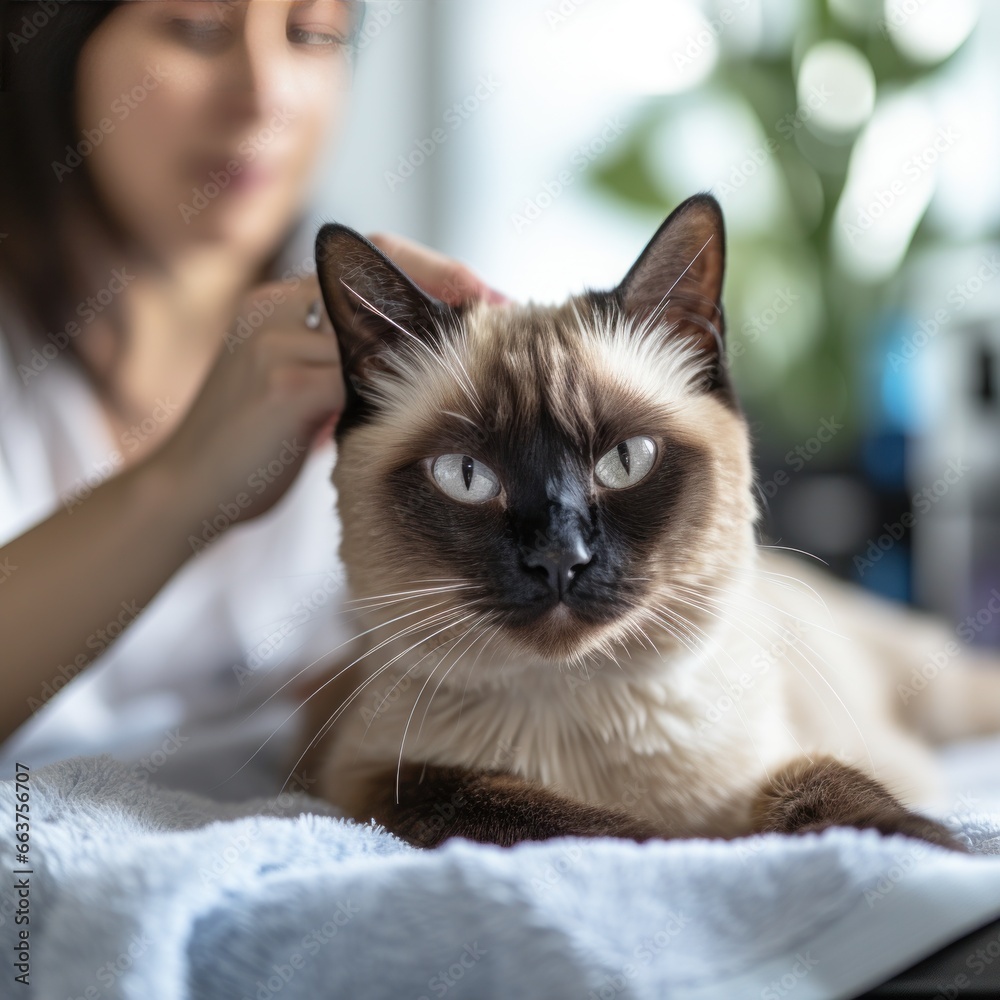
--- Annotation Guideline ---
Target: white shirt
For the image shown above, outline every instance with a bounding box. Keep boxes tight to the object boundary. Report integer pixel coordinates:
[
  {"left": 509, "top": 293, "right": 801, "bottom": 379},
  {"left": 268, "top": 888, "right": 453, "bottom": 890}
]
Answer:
[{"left": 0, "top": 293, "right": 350, "bottom": 799}]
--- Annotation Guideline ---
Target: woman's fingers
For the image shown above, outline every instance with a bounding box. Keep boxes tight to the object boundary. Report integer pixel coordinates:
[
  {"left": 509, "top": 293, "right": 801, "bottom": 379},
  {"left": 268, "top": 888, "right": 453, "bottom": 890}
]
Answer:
[
  {"left": 253, "top": 276, "right": 341, "bottom": 449},
  {"left": 247, "top": 276, "right": 336, "bottom": 344},
  {"left": 152, "top": 274, "right": 348, "bottom": 524},
  {"left": 366, "top": 231, "right": 508, "bottom": 306}
]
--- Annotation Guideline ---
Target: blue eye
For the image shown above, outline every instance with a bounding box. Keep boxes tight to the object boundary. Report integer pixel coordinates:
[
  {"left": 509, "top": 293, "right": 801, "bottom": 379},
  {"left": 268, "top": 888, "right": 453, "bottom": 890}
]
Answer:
[
  {"left": 430, "top": 454, "right": 501, "bottom": 504},
  {"left": 595, "top": 436, "right": 657, "bottom": 489}
]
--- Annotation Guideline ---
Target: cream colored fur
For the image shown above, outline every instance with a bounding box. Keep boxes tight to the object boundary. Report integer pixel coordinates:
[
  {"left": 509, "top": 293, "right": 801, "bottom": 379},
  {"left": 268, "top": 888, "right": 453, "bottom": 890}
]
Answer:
[{"left": 311, "top": 301, "right": 1000, "bottom": 837}]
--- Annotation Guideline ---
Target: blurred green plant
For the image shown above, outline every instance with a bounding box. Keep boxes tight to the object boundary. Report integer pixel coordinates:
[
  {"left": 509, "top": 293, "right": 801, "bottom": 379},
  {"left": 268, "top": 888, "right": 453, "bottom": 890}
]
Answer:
[{"left": 588, "top": 0, "right": 974, "bottom": 451}]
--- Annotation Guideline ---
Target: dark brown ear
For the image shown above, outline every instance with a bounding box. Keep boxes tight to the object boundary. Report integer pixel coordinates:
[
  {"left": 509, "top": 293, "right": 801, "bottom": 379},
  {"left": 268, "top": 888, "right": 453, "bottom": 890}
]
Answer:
[
  {"left": 315, "top": 224, "right": 456, "bottom": 428},
  {"left": 617, "top": 193, "right": 726, "bottom": 364}
]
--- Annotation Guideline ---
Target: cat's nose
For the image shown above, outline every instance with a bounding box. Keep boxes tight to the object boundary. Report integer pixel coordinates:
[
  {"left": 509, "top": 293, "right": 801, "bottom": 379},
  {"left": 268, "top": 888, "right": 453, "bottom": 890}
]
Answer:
[{"left": 523, "top": 534, "right": 593, "bottom": 597}]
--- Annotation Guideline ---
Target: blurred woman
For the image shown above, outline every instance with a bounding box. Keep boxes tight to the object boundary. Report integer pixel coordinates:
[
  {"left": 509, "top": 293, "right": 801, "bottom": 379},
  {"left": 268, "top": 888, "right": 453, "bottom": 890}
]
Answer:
[{"left": 0, "top": 0, "right": 500, "bottom": 794}]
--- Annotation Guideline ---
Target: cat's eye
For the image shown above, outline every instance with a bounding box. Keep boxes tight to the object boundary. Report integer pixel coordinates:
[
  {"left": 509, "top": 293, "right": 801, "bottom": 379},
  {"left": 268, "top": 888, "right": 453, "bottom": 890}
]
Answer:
[
  {"left": 594, "top": 436, "right": 657, "bottom": 489},
  {"left": 431, "top": 454, "right": 501, "bottom": 504}
]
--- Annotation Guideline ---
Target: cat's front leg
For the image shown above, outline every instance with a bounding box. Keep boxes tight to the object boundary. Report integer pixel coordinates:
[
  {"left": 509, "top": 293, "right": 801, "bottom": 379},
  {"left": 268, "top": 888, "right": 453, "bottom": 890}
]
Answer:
[
  {"left": 750, "top": 756, "right": 965, "bottom": 851},
  {"left": 359, "top": 762, "right": 660, "bottom": 848}
]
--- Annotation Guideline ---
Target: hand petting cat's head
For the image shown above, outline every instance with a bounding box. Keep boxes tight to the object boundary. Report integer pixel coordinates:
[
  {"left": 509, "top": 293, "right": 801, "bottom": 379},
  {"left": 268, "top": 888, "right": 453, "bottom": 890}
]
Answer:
[{"left": 317, "top": 195, "right": 756, "bottom": 666}]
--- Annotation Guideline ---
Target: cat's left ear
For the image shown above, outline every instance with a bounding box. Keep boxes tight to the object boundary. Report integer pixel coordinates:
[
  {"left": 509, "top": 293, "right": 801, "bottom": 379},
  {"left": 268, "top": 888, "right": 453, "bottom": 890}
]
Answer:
[
  {"left": 616, "top": 193, "right": 726, "bottom": 362},
  {"left": 315, "top": 223, "right": 456, "bottom": 424}
]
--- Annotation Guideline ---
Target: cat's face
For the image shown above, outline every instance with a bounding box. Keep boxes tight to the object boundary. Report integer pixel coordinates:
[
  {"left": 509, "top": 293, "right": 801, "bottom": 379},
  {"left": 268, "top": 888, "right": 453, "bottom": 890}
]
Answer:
[{"left": 318, "top": 196, "right": 757, "bottom": 666}]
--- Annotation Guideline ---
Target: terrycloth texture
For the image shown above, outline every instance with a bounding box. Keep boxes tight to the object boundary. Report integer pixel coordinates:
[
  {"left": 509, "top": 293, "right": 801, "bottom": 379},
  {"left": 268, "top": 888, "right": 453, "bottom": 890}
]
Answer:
[{"left": 3, "top": 756, "right": 1000, "bottom": 1000}]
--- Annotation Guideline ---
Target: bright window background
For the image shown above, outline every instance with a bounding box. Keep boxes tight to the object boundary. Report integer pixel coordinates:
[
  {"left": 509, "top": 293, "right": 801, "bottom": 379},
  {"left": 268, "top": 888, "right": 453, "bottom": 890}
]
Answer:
[{"left": 314, "top": 0, "right": 1000, "bottom": 639}]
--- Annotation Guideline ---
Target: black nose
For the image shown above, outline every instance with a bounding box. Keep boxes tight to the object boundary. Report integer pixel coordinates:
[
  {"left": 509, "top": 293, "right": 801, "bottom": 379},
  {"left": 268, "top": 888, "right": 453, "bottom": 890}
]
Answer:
[{"left": 523, "top": 534, "right": 593, "bottom": 597}]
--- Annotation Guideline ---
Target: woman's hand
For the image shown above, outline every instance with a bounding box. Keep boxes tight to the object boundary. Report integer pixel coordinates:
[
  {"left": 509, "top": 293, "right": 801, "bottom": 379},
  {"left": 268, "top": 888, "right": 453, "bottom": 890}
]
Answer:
[
  {"left": 152, "top": 276, "right": 344, "bottom": 526},
  {"left": 151, "top": 236, "right": 505, "bottom": 529},
  {"left": 367, "top": 231, "right": 508, "bottom": 306}
]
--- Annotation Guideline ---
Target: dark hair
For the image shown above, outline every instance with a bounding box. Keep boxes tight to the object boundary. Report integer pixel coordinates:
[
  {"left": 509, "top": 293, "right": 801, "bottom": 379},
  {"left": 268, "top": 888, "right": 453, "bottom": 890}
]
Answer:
[
  {"left": 0, "top": 1, "right": 129, "bottom": 362},
  {"left": 0, "top": 0, "right": 361, "bottom": 390}
]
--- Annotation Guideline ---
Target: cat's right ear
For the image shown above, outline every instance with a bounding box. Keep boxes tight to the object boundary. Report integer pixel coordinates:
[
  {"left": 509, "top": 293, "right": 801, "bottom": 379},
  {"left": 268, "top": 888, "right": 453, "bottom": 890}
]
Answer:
[{"left": 315, "top": 224, "right": 455, "bottom": 425}]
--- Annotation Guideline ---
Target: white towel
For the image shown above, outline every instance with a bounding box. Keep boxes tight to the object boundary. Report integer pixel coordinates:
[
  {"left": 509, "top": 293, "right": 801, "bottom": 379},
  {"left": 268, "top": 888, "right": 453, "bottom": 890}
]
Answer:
[{"left": 3, "top": 754, "right": 1000, "bottom": 1000}]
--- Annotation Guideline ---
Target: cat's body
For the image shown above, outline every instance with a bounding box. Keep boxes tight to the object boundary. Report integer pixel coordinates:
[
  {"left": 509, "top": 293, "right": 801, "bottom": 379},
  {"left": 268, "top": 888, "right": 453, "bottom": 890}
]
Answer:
[
  {"left": 305, "top": 545, "right": 996, "bottom": 839},
  {"left": 298, "top": 196, "right": 1000, "bottom": 849}
]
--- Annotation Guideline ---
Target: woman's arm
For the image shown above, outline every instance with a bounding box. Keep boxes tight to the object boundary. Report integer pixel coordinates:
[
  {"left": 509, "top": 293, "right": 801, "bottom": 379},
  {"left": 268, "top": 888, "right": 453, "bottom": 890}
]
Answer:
[
  {"left": 0, "top": 243, "right": 504, "bottom": 745},
  {"left": 0, "top": 276, "right": 345, "bottom": 744},
  {"left": 0, "top": 453, "right": 210, "bottom": 739}
]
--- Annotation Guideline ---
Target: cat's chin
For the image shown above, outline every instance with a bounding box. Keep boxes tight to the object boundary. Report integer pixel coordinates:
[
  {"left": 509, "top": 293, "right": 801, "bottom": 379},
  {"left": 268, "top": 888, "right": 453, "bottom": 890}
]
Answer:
[{"left": 504, "top": 601, "right": 621, "bottom": 662}]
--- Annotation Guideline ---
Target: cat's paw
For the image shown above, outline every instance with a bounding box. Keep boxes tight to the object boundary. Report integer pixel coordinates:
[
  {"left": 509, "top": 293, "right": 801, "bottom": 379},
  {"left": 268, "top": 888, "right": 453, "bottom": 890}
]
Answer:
[
  {"left": 796, "top": 810, "right": 968, "bottom": 852},
  {"left": 752, "top": 757, "right": 969, "bottom": 853}
]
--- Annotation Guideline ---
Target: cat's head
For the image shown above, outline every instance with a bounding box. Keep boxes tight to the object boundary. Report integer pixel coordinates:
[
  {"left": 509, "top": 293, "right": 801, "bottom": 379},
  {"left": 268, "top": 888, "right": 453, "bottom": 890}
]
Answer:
[{"left": 316, "top": 194, "right": 757, "bottom": 668}]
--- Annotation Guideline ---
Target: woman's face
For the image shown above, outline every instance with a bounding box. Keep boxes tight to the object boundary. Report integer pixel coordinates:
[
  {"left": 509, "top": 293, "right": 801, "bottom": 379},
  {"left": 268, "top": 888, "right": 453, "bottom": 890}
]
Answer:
[{"left": 77, "top": 0, "right": 353, "bottom": 265}]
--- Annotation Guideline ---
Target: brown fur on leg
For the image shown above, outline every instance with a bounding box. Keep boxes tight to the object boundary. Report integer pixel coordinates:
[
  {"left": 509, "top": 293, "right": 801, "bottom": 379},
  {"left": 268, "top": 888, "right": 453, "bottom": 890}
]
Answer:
[
  {"left": 751, "top": 756, "right": 965, "bottom": 851},
  {"left": 361, "top": 762, "right": 661, "bottom": 848}
]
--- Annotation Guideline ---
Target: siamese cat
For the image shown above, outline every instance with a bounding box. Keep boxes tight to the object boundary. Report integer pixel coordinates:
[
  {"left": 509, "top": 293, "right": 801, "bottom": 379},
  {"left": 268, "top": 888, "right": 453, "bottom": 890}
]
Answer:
[{"left": 296, "top": 194, "right": 1000, "bottom": 850}]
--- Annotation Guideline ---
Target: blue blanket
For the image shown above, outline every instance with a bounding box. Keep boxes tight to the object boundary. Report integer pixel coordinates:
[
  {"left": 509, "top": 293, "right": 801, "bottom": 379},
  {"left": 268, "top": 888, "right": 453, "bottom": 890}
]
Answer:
[{"left": 3, "top": 754, "right": 1000, "bottom": 1000}]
